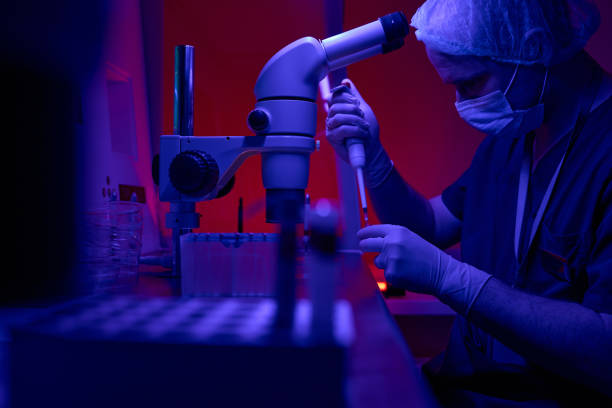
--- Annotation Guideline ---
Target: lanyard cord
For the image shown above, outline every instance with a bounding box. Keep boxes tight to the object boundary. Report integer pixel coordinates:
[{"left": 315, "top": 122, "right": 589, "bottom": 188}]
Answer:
[{"left": 513, "top": 67, "right": 602, "bottom": 263}]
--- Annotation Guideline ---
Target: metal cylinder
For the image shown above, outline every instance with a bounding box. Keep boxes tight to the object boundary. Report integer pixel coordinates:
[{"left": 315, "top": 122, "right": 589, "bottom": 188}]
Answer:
[
  {"left": 171, "top": 45, "right": 196, "bottom": 276},
  {"left": 174, "top": 45, "right": 194, "bottom": 136},
  {"left": 327, "top": 44, "right": 382, "bottom": 71},
  {"left": 321, "top": 20, "right": 386, "bottom": 64},
  {"left": 274, "top": 200, "right": 299, "bottom": 331}
]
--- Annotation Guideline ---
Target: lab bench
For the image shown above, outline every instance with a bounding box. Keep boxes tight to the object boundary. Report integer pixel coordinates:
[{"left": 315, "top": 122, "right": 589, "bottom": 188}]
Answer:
[
  {"left": 385, "top": 294, "right": 456, "bottom": 365},
  {"left": 1, "top": 253, "right": 438, "bottom": 407}
]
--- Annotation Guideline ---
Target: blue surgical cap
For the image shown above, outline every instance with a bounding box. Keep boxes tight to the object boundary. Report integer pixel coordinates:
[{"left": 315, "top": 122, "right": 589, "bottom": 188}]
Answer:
[{"left": 410, "top": 0, "right": 600, "bottom": 66}]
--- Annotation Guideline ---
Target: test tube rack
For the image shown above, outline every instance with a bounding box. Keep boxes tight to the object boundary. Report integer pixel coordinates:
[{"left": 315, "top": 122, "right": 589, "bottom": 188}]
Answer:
[{"left": 9, "top": 295, "right": 354, "bottom": 407}]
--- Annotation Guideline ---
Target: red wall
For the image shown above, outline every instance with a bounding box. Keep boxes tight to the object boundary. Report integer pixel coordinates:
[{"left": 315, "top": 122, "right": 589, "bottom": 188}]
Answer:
[{"left": 162, "top": 0, "right": 612, "bottom": 235}]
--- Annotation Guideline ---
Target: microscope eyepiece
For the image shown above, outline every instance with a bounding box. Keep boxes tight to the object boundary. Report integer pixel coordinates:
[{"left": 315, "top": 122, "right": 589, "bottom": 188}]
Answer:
[
  {"left": 382, "top": 38, "right": 405, "bottom": 54},
  {"left": 379, "top": 12, "right": 410, "bottom": 44},
  {"left": 321, "top": 11, "right": 409, "bottom": 72}
]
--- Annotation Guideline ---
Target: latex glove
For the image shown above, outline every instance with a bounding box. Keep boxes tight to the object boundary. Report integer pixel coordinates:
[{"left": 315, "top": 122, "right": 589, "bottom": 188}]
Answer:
[
  {"left": 325, "top": 79, "right": 393, "bottom": 188},
  {"left": 358, "top": 224, "right": 492, "bottom": 315}
]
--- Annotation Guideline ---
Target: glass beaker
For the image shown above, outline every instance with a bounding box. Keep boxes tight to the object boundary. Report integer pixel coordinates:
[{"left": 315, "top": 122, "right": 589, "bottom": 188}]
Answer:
[{"left": 80, "top": 201, "right": 143, "bottom": 293}]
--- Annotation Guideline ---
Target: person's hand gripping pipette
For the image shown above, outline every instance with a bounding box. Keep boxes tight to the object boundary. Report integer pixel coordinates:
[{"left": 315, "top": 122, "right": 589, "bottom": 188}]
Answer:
[{"left": 325, "top": 79, "right": 393, "bottom": 226}]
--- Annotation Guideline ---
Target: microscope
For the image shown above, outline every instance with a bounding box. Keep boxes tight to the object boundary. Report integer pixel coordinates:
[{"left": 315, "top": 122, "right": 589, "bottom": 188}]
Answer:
[{"left": 158, "top": 12, "right": 410, "bottom": 274}]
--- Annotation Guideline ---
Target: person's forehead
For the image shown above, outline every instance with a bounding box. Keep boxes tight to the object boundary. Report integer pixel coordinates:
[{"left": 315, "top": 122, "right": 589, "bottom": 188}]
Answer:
[{"left": 426, "top": 47, "right": 492, "bottom": 84}]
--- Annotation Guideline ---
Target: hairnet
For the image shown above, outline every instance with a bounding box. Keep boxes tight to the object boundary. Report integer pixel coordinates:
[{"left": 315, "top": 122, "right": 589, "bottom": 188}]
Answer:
[{"left": 410, "top": 0, "right": 600, "bottom": 66}]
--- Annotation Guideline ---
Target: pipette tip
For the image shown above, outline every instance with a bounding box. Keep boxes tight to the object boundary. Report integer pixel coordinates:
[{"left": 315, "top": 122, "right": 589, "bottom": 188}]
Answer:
[{"left": 363, "top": 207, "right": 369, "bottom": 226}]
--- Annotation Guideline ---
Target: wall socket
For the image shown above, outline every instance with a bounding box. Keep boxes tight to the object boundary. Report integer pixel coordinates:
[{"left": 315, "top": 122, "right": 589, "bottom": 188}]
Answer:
[{"left": 119, "top": 184, "right": 146, "bottom": 203}]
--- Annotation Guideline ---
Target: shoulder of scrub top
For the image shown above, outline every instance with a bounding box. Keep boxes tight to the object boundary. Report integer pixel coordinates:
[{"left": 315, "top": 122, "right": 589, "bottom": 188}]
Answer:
[{"left": 591, "top": 71, "right": 612, "bottom": 113}]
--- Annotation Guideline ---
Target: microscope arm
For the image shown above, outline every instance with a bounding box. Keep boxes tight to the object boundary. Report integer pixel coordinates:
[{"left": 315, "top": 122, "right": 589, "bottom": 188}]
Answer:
[{"left": 159, "top": 135, "right": 315, "bottom": 202}]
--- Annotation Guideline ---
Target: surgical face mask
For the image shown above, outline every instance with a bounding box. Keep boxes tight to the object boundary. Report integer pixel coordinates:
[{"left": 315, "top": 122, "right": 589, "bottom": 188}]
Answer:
[{"left": 454, "top": 65, "right": 548, "bottom": 137}]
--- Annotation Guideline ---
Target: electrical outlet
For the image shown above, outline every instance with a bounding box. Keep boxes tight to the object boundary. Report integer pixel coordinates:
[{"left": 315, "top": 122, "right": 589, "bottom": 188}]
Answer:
[{"left": 119, "top": 184, "right": 146, "bottom": 203}]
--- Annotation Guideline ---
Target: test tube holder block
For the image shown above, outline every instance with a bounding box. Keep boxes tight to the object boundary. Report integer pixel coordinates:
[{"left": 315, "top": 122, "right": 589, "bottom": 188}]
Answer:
[
  {"left": 181, "top": 233, "right": 279, "bottom": 297},
  {"left": 9, "top": 296, "right": 354, "bottom": 408}
]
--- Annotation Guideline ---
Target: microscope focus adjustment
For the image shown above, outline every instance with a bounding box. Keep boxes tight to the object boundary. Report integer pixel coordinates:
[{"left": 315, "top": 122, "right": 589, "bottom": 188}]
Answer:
[{"left": 168, "top": 150, "right": 219, "bottom": 197}]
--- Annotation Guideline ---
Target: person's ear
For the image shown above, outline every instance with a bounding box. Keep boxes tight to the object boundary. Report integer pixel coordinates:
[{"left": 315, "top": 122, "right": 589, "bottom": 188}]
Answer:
[{"left": 521, "top": 28, "right": 554, "bottom": 66}]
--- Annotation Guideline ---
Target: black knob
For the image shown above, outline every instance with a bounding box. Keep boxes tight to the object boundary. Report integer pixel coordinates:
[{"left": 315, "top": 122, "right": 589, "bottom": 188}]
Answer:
[
  {"left": 247, "top": 109, "right": 270, "bottom": 133},
  {"left": 379, "top": 12, "right": 409, "bottom": 43},
  {"left": 169, "top": 150, "right": 219, "bottom": 197}
]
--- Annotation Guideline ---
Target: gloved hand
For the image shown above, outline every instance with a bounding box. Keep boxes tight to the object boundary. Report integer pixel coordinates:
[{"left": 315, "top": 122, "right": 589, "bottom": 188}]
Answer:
[
  {"left": 325, "top": 79, "right": 393, "bottom": 188},
  {"left": 358, "top": 224, "right": 492, "bottom": 315}
]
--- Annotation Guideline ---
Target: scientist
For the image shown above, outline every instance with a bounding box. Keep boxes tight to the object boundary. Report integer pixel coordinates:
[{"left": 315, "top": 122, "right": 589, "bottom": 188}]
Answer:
[{"left": 326, "top": 0, "right": 612, "bottom": 406}]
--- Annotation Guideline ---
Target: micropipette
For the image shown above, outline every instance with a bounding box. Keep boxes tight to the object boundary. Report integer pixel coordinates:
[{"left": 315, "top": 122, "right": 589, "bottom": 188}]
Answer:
[
  {"left": 321, "top": 79, "right": 370, "bottom": 226},
  {"left": 330, "top": 82, "right": 369, "bottom": 226},
  {"left": 345, "top": 138, "right": 369, "bottom": 226}
]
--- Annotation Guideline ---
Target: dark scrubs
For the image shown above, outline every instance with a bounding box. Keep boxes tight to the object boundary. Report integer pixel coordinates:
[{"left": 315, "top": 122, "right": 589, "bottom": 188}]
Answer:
[{"left": 424, "top": 94, "right": 612, "bottom": 407}]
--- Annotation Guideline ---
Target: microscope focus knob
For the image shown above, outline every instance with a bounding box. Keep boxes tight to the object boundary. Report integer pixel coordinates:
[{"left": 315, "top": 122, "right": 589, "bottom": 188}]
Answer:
[
  {"left": 169, "top": 150, "right": 219, "bottom": 197},
  {"left": 247, "top": 109, "right": 270, "bottom": 133}
]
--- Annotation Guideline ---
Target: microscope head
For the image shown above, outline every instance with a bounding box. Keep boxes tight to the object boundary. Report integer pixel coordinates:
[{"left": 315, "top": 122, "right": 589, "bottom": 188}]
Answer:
[{"left": 248, "top": 37, "right": 325, "bottom": 223}]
